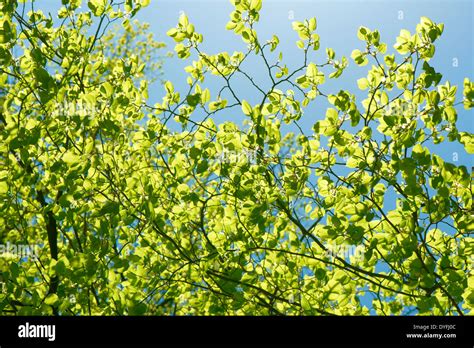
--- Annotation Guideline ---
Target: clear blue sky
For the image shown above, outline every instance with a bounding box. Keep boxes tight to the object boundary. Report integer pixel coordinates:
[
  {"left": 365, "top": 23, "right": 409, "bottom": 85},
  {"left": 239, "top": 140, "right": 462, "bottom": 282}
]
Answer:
[
  {"left": 139, "top": 0, "right": 473, "bottom": 163},
  {"left": 37, "top": 0, "right": 473, "bottom": 166},
  {"left": 137, "top": 0, "right": 473, "bottom": 208}
]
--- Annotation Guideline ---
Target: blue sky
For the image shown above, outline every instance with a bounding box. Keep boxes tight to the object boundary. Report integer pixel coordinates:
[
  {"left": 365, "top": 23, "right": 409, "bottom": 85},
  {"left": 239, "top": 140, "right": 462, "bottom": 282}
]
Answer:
[
  {"left": 37, "top": 0, "right": 473, "bottom": 167},
  {"left": 128, "top": 0, "right": 473, "bottom": 175},
  {"left": 136, "top": 0, "right": 473, "bottom": 202}
]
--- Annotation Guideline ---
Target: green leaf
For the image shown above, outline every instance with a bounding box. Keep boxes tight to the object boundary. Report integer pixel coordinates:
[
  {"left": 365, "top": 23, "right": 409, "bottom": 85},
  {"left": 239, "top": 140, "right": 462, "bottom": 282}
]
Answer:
[
  {"left": 357, "top": 26, "right": 369, "bottom": 40},
  {"left": 241, "top": 100, "right": 252, "bottom": 116},
  {"left": 357, "top": 78, "right": 369, "bottom": 90},
  {"left": 459, "top": 132, "right": 474, "bottom": 154},
  {"left": 351, "top": 49, "right": 368, "bottom": 66},
  {"left": 250, "top": 0, "right": 262, "bottom": 11},
  {"left": 100, "top": 81, "right": 114, "bottom": 98},
  {"left": 88, "top": 0, "right": 107, "bottom": 16},
  {"left": 0, "top": 181, "right": 8, "bottom": 194},
  {"left": 44, "top": 294, "right": 60, "bottom": 306},
  {"left": 308, "top": 17, "right": 317, "bottom": 32},
  {"left": 186, "top": 93, "right": 201, "bottom": 107},
  {"left": 301, "top": 295, "right": 311, "bottom": 312},
  {"left": 179, "top": 13, "right": 189, "bottom": 27},
  {"left": 62, "top": 152, "right": 80, "bottom": 165},
  {"left": 100, "top": 201, "right": 120, "bottom": 215},
  {"left": 306, "top": 63, "right": 318, "bottom": 78}
]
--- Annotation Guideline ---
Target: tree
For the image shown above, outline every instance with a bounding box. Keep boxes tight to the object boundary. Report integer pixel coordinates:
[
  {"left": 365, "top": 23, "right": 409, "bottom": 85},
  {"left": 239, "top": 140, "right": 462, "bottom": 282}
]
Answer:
[{"left": 0, "top": 0, "right": 472, "bottom": 316}]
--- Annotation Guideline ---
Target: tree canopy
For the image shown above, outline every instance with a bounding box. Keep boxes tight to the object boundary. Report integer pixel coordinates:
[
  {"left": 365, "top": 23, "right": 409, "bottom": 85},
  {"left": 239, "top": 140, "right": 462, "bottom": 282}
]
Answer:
[{"left": 0, "top": 0, "right": 473, "bottom": 316}]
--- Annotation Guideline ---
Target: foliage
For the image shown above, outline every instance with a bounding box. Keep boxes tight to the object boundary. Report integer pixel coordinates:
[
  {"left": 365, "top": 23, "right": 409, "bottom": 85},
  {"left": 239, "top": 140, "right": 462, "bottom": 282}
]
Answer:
[{"left": 0, "top": 0, "right": 472, "bottom": 316}]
